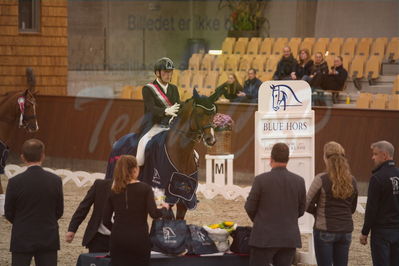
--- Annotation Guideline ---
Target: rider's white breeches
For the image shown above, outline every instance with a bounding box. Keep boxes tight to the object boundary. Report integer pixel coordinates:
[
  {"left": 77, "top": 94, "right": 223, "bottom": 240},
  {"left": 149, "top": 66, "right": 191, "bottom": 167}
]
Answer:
[{"left": 136, "top": 124, "right": 169, "bottom": 166}]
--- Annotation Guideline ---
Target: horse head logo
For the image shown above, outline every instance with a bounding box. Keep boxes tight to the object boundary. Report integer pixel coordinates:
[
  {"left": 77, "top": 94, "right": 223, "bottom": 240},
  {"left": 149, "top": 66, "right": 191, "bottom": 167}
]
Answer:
[
  {"left": 163, "top": 227, "right": 176, "bottom": 240},
  {"left": 270, "top": 84, "right": 302, "bottom": 111}
]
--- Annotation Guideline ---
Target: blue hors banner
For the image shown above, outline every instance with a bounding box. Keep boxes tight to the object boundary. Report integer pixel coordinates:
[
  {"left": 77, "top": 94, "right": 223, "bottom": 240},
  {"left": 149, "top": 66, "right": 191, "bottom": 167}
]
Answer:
[{"left": 255, "top": 81, "right": 315, "bottom": 244}]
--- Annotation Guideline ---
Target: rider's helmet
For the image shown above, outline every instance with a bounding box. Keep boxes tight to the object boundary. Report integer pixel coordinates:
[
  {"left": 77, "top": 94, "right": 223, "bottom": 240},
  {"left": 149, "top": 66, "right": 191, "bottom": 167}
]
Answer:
[{"left": 154, "top": 57, "right": 174, "bottom": 73}]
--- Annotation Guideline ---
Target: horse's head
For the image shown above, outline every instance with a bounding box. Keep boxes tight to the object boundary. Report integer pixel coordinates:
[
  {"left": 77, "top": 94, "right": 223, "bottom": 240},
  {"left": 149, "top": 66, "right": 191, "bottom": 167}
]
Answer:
[
  {"left": 19, "top": 68, "right": 39, "bottom": 132},
  {"left": 179, "top": 89, "right": 217, "bottom": 146}
]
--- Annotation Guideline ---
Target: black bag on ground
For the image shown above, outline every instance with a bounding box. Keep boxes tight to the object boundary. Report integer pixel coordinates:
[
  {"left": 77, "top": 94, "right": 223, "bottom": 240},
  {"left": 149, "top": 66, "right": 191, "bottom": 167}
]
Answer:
[
  {"left": 230, "top": 226, "right": 252, "bottom": 254},
  {"left": 150, "top": 209, "right": 188, "bottom": 255},
  {"left": 186, "top": 224, "right": 218, "bottom": 255}
]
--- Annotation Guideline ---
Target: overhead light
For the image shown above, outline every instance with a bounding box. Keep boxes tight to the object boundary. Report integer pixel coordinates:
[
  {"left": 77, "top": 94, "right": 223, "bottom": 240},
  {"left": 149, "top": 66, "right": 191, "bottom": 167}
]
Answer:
[{"left": 209, "top": 50, "right": 222, "bottom": 55}]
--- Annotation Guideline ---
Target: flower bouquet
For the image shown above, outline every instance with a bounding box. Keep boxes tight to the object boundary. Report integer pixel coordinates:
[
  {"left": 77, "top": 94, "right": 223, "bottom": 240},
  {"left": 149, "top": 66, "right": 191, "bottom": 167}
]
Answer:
[
  {"left": 203, "top": 221, "right": 237, "bottom": 252},
  {"left": 207, "top": 113, "right": 234, "bottom": 155}
]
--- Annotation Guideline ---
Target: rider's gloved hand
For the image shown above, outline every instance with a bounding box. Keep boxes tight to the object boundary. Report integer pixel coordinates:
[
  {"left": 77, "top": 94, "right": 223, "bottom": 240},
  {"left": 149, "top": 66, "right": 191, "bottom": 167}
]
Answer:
[{"left": 165, "top": 103, "right": 180, "bottom": 117}]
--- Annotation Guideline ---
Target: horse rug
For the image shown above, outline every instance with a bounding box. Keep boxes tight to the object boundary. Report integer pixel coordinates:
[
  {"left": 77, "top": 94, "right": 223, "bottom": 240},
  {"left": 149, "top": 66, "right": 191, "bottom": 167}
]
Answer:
[
  {"left": 107, "top": 131, "right": 198, "bottom": 210},
  {"left": 0, "top": 140, "right": 9, "bottom": 175}
]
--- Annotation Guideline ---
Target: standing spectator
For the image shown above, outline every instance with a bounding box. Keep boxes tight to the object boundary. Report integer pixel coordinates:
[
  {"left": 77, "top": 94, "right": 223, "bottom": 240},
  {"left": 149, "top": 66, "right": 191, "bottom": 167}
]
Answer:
[
  {"left": 245, "top": 143, "right": 306, "bottom": 266},
  {"left": 292, "top": 48, "right": 314, "bottom": 81},
  {"left": 360, "top": 141, "right": 399, "bottom": 266},
  {"left": 103, "top": 155, "right": 168, "bottom": 266},
  {"left": 273, "top": 46, "right": 298, "bottom": 80},
  {"left": 234, "top": 68, "right": 262, "bottom": 103},
  {"left": 306, "top": 141, "right": 358, "bottom": 266},
  {"left": 65, "top": 178, "right": 113, "bottom": 253},
  {"left": 209, "top": 73, "right": 243, "bottom": 102},
  {"left": 4, "top": 139, "right": 63, "bottom": 266}
]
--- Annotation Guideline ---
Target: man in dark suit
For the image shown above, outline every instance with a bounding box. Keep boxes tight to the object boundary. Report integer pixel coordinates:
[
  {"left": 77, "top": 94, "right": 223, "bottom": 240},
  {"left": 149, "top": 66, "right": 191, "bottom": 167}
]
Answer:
[
  {"left": 245, "top": 143, "right": 306, "bottom": 266},
  {"left": 5, "top": 139, "right": 63, "bottom": 266},
  {"left": 65, "top": 178, "right": 112, "bottom": 252}
]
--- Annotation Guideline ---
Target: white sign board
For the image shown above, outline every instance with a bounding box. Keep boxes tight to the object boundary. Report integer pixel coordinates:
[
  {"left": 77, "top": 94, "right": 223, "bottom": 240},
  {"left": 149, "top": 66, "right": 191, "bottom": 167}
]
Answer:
[{"left": 255, "top": 81, "right": 315, "bottom": 234}]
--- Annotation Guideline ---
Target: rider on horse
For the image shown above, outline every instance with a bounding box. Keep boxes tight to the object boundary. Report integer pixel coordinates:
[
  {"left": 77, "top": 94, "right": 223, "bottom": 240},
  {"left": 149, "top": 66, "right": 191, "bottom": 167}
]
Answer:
[{"left": 136, "top": 57, "right": 181, "bottom": 166}]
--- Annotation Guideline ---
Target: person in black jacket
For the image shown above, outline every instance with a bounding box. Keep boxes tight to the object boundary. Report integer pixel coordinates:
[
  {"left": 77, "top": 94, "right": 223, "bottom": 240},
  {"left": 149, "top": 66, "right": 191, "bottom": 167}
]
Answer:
[
  {"left": 65, "top": 179, "right": 112, "bottom": 253},
  {"left": 309, "top": 52, "right": 329, "bottom": 89},
  {"left": 320, "top": 56, "right": 348, "bottom": 91},
  {"left": 292, "top": 48, "right": 314, "bottom": 81},
  {"left": 360, "top": 141, "right": 399, "bottom": 266},
  {"left": 232, "top": 68, "right": 262, "bottom": 103},
  {"left": 4, "top": 139, "right": 63, "bottom": 266},
  {"left": 209, "top": 73, "right": 243, "bottom": 102},
  {"left": 245, "top": 143, "right": 306, "bottom": 266},
  {"left": 103, "top": 155, "right": 168, "bottom": 266},
  {"left": 272, "top": 46, "right": 298, "bottom": 80},
  {"left": 137, "top": 57, "right": 180, "bottom": 166}
]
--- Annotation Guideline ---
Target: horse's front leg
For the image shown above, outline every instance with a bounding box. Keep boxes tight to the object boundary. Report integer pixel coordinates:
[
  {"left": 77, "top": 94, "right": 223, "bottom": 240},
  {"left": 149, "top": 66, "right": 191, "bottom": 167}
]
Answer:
[{"left": 175, "top": 202, "right": 187, "bottom": 220}]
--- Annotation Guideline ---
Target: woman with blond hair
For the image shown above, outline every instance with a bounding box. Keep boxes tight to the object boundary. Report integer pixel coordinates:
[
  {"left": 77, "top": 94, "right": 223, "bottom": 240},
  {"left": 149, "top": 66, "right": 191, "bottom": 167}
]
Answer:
[
  {"left": 209, "top": 73, "right": 243, "bottom": 102},
  {"left": 292, "top": 48, "right": 314, "bottom": 81},
  {"left": 103, "top": 155, "right": 168, "bottom": 266},
  {"left": 306, "top": 141, "right": 358, "bottom": 266}
]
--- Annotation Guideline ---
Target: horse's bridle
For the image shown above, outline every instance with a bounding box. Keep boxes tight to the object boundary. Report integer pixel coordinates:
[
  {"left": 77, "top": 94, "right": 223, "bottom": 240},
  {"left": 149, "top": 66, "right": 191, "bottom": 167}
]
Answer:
[
  {"left": 175, "top": 102, "right": 217, "bottom": 143},
  {"left": 18, "top": 91, "right": 37, "bottom": 129}
]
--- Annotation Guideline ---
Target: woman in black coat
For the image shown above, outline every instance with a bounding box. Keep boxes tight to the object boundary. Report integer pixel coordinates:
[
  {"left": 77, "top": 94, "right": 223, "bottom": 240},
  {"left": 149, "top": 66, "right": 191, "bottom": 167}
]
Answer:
[
  {"left": 292, "top": 48, "right": 314, "bottom": 81},
  {"left": 103, "top": 155, "right": 168, "bottom": 266},
  {"left": 209, "top": 73, "right": 243, "bottom": 102}
]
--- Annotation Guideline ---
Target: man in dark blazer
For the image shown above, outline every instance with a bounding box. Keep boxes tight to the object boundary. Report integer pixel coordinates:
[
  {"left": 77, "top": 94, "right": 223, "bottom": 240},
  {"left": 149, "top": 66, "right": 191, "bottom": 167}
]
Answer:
[
  {"left": 245, "top": 143, "right": 306, "bottom": 266},
  {"left": 5, "top": 139, "right": 64, "bottom": 266},
  {"left": 65, "top": 178, "right": 112, "bottom": 252}
]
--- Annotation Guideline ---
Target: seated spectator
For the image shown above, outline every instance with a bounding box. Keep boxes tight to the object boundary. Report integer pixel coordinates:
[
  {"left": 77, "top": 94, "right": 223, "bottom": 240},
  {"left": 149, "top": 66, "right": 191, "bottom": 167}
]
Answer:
[
  {"left": 272, "top": 46, "right": 298, "bottom": 80},
  {"left": 309, "top": 52, "right": 329, "bottom": 88},
  {"left": 233, "top": 68, "right": 262, "bottom": 103},
  {"left": 209, "top": 73, "right": 243, "bottom": 102},
  {"left": 320, "top": 56, "right": 348, "bottom": 91},
  {"left": 292, "top": 48, "right": 314, "bottom": 81}
]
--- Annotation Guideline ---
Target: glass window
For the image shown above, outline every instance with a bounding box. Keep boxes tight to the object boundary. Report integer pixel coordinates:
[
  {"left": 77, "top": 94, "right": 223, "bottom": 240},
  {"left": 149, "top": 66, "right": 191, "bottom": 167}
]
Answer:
[{"left": 19, "top": 0, "right": 40, "bottom": 32}]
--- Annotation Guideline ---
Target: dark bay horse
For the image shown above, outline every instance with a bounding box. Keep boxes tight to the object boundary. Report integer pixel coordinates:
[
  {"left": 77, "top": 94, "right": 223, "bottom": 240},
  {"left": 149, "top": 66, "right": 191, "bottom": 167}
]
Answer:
[
  {"left": 105, "top": 90, "right": 217, "bottom": 219},
  {"left": 0, "top": 68, "right": 39, "bottom": 193}
]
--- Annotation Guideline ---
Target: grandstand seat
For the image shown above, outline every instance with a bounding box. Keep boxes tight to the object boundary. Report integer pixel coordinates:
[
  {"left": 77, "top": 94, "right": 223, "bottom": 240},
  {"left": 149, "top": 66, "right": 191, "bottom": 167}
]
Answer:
[
  {"left": 356, "top": 38, "right": 372, "bottom": 57},
  {"left": 179, "top": 88, "right": 191, "bottom": 101},
  {"left": 288, "top": 37, "right": 302, "bottom": 57},
  {"left": 225, "top": 55, "right": 240, "bottom": 71},
  {"left": 200, "top": 54, "right": 216, "bottom": 71},
  {"left": 188, "top": 53, "right": 204, "bottom": 70},
  {"left": 365, "top": 55, "right": 381, "bottom": 81},
  {"left": 179, "top": 70, "right": 192, "bottom": 89},
  {"left": 386, "top": 38, "right": 399, "bottom": 62},
  {"left": 238, "top": 55, "right": 254, "bottom": 71},
  {"left": 259, "top": 38, "right": 274, "bottom": 55},
  {"left": 171, "top": 69, "right": 180, "bottom": 86},
  {"left": 191, "top": 71, "right": 206, "bottom": 89},
  {"left": 235, "top": 71, "right": 247, "bottom": 85},
  {"left": 214, "top": 55, "right": 227, "bottom": 71},
  {"left": 234, "top": 40, "right": 248, "bottom": 55},
  {"left": 303, "top": 38, "right": 316, "bottom": 45},
  {"left": 237, "top": 37, "right": 250, "bottom": 45},
  {"left": 388, "top": 95, "right": 399, "bottom": 110},
  {"left": 370, "top": 93, "right": 388, "bottom": 109},
  {"left": 252, "top": 55, "right": 268, "bottom": 72},
  {"left": 313, "top": 40, "right": 328, "bottom": 55},
  {"left": 299, "top": 40, "right": 314, "bottom": 55},
  {"left": 222, "top": 38, "right": 236, "bottom": 54},
  {"left": 355, "top": 93, "right": 372, "bottom": 108},
  {"left": 257, "top": 71, "right": 268, "bottom": 82},
  {"left": 349, "top": 55, "right": 366, "bottom": 80},
  {"left": 246, "top": 38, "right": 261, "bottom": 55},
  {"left": 391, "top": 75, "right": 399, "bottom": 94},
  {"left": 264, "top": 55, "right": 280, "bottom": 80},
  {"left": 331, "top": 38, "right": 344, "bottom": 46},
  {"left": 328, "top": 38, "right": 342, "bottom": 56},
  {"left": 204, "top": 71, "right": 219, "bottom": 89},
  {"left": 217, "top": 71, "right": 228, "bottom": 86},
  {"left": 342, "top": 38, "right": 358, "bottom": 57},
  {"left": 370, "top": 38, "right": 386, "bottom": 61},
  {"left": 341, "top": 55, "right": 351, "bottom": 72},
  {"left": 324, "top": 55, "right": 335, "bottom": 70},
  {"left": 272, "top": 38, "right": 289, "bottom": 55},
  {"left": 132, "top": 86, "right": 143, "bottom": 100},
  {"left": 120, "top": 85, "right": 133, "bottom": 99}
]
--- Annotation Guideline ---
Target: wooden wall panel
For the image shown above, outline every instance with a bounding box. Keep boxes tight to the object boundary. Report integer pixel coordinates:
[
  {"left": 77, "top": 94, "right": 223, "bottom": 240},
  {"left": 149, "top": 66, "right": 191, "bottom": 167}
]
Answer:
[
  {"left": 0, "top": 0, "right": 67, "bottom": 95},
  {"left": 9, "top": 96, "right": 399, "bottom": 183}
]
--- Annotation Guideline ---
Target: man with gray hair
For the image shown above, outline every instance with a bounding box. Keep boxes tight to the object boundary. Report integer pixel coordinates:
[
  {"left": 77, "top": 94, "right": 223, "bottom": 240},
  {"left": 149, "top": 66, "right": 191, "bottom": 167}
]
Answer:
[{"left": 360, "top": 140, "right": 399, "bottom": 266}]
